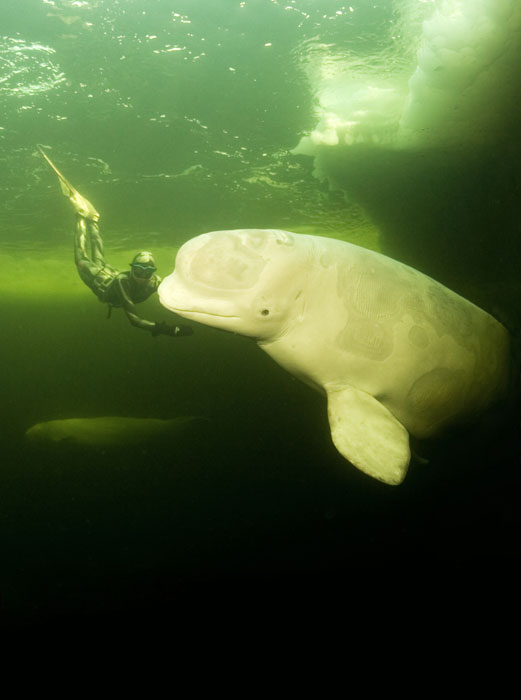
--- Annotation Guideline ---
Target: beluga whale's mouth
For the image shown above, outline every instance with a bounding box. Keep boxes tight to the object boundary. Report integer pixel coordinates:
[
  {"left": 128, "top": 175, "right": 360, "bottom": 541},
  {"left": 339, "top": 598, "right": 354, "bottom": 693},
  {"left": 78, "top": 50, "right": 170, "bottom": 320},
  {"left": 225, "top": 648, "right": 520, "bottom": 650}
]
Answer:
[{"left": 166, "top": 307, "right": 240, "bottom": 320}]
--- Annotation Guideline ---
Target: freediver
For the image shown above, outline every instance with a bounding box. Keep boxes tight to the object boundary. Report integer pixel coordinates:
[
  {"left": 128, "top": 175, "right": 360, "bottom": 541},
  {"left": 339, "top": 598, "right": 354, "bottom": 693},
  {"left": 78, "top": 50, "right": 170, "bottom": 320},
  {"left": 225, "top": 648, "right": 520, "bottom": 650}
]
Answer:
[{"left": 38, "top": 146, "right": 192, "bottom": 338}]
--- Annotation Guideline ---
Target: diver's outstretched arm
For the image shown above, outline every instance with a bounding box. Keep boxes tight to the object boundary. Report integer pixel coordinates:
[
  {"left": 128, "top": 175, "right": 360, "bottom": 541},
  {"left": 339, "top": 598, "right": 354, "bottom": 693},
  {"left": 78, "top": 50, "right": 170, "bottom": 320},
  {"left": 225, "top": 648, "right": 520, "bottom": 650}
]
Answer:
[
  {"left": 38, "top": 146, "right": 100, "bottom": 222},
  {"left": 118, "top": 281, "right": 193, "bottom": 337},
  {"left": 125, "top": 310, "right": 192, "bottom": 337},
  {"left": 124, "top": 308, "right": 158, "bottom": 333}
]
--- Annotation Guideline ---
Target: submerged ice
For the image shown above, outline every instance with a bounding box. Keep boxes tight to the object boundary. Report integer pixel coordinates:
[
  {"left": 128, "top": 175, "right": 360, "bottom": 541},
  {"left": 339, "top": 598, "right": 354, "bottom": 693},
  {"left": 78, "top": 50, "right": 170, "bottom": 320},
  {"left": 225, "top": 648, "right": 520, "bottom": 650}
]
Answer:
[
  {"left": 294, "top": 0, "right": 521, "bottom": 153},
  {"left": 292, "top": 0, "right": 521, "bottom": 337}
]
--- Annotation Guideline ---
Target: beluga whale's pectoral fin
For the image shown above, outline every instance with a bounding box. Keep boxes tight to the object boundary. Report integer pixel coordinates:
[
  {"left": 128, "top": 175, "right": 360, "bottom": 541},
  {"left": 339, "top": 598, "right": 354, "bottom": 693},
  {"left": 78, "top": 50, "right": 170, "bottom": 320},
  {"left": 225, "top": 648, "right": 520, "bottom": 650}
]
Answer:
[
  {"left": 37, "top": 145, "right": 100, "bottom": 222},
  {"left": 326, "top": 386, "right": 411, "bottom": 485}
]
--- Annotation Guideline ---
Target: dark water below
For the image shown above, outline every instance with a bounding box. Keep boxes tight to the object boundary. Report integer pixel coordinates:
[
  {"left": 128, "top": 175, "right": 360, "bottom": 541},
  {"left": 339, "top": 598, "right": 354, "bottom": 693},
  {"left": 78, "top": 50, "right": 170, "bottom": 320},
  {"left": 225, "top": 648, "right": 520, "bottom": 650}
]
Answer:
[{"left": 1, "top": 296, "right": 520, "bottom": 631}]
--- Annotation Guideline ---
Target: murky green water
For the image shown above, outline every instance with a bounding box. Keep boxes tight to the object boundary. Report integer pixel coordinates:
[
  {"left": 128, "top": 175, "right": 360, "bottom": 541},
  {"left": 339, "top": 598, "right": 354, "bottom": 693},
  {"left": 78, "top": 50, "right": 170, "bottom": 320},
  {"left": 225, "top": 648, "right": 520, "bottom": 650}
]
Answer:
[{"left": 1, "top": 1, "right": 521, "bottom": 630}]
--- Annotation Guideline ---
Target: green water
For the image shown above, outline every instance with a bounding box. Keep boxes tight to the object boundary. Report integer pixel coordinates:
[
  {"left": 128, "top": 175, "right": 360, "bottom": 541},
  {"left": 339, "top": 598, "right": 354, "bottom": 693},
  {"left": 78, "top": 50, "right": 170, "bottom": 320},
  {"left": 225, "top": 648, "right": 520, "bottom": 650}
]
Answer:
[{"left": 1, "top": 1, "right": 521, "bottom": 629}]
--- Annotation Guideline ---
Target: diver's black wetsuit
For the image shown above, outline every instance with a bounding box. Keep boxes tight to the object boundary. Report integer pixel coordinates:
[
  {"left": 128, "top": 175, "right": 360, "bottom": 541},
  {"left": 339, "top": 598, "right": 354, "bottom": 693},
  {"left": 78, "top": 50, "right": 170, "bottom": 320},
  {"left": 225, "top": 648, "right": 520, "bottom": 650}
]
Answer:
[{"left": 74, "top": 216, "right": 189, "bottom": 337}]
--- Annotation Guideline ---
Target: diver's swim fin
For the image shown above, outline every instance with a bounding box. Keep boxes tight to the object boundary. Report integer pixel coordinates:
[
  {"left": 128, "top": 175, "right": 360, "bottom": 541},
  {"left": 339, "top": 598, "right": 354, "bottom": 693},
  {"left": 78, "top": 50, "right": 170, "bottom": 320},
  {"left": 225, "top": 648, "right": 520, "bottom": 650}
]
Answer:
[{"left": 38, "top": 145, "right": 100, "bottom": 222}]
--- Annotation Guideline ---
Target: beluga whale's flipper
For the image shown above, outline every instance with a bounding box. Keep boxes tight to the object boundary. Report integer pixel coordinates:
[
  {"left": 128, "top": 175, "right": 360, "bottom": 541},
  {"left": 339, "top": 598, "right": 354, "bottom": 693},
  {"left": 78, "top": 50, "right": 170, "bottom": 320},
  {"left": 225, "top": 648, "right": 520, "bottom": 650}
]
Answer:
[
  {"left": 38, "top": 145, "right": 100, "bottom": 222},
  {"left": 326, "top": 385, "right": 410, "bottom": 485}
]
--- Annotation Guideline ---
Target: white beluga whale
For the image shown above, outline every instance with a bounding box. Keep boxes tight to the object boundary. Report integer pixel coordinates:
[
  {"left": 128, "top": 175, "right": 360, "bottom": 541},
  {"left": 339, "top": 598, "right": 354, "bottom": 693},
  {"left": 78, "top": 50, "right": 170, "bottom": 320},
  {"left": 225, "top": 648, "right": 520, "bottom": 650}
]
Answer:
[{"left": 158, "top": 229, "right": 512, "bottom": 485}]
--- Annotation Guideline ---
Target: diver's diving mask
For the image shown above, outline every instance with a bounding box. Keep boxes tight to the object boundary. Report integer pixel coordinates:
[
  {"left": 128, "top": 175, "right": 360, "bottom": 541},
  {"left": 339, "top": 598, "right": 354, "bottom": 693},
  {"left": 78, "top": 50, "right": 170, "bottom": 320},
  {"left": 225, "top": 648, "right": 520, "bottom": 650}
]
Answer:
[{"left": 131, "top": 263, "right": 157, "bottom": 279}]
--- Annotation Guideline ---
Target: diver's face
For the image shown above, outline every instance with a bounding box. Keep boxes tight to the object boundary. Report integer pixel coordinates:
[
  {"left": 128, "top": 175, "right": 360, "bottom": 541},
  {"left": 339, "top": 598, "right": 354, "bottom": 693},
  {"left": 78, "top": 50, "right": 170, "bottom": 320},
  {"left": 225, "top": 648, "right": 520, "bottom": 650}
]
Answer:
[{"left": 130, "top": 263, "right": 156, "bottom": 285}]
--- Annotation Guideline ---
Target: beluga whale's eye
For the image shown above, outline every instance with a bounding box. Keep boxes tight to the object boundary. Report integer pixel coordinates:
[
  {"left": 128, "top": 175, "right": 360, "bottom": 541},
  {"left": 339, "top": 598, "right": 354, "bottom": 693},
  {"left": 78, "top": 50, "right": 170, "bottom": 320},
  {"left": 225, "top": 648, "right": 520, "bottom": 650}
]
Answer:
[{"left": 261, "top": 309, "right": 270, "bottom": 316}]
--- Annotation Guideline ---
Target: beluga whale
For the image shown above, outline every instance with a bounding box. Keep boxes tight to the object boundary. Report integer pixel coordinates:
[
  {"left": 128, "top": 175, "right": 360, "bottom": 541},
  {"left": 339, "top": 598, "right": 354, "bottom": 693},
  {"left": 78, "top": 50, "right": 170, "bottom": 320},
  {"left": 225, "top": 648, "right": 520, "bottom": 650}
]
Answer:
[
  {"left": 158, "top": 229, "right": 512, "bottom": 485},
  {"left": 25, "top": 416, "right": 206, "bottom": 450}
]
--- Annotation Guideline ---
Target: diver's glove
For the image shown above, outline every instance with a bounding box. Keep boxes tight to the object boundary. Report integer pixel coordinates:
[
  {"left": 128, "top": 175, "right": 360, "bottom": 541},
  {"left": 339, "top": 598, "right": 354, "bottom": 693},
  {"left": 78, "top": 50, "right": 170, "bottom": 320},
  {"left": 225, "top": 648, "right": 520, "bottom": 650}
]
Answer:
[{"left": 152, "top": 321, "right": 193, "bottom": 337}]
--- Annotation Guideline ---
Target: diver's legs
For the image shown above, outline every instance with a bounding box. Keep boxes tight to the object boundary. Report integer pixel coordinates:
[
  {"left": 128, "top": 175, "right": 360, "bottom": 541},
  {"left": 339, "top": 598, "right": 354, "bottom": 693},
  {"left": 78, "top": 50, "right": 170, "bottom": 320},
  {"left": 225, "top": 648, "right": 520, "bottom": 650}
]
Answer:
[
  {"left": 74, "top": 216, "right": 103, "bottom": 286},
  {"left": 74, "top": 217, "right": 106, "bottom": 266},
  {"left": 88, "top": 221, "right": 105, "bottom": 265},
  {"left": 74, "top": 216, "right": 90, "bottom": 267}
]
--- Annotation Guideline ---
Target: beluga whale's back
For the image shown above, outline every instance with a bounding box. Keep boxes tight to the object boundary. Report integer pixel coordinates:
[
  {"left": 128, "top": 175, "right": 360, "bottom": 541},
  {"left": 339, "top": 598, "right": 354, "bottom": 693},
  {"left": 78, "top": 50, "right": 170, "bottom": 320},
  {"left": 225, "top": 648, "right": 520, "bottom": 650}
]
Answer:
[{"left": 158, "top": 229, "right": 512, "bottom": 485}]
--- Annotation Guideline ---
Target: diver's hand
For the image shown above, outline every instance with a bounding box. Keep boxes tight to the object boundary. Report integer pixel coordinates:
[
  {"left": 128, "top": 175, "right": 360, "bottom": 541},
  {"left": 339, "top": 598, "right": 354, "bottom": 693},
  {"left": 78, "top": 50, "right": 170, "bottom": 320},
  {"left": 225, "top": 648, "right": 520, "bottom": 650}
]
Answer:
[
  {"left": 172, "top": 325, "right": 194, "bottom": 337},
  {"left": 152, "top": 321, "right": 194, "bottom": 337}
]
